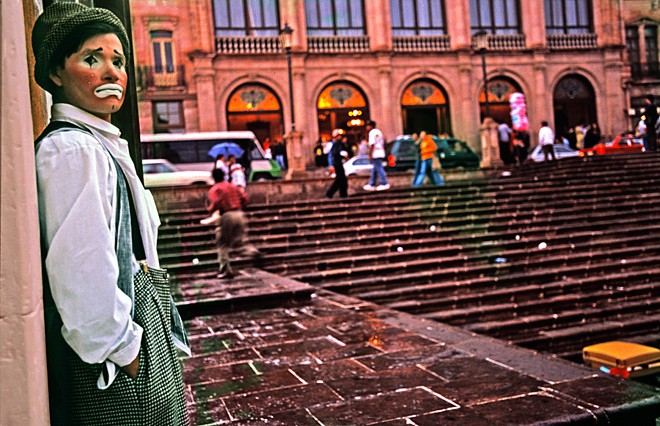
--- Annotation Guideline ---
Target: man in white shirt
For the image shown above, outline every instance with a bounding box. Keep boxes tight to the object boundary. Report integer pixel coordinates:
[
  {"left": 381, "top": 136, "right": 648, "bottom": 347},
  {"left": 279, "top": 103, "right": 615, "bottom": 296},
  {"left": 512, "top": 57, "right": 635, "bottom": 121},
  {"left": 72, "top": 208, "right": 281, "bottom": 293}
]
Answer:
[
  {"left": 364, "top": 120, "right": 390, "bottom": 191},
  {"left": 538, "top": 121, "right": 556, "bottom": 161}
]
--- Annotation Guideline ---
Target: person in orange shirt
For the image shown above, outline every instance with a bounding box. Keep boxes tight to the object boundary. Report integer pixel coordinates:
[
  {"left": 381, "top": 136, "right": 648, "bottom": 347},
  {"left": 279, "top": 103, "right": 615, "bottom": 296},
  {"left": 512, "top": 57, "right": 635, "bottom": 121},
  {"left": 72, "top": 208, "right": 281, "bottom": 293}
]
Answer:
[{"left": 412, "top": 132, "right": 442, "bottom": 186}]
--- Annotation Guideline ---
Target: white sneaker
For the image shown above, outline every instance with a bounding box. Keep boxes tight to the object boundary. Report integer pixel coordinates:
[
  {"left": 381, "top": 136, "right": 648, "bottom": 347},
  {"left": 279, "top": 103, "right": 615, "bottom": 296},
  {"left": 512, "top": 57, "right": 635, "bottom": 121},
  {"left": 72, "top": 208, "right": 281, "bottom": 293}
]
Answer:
[
  {"left": 376, "top": 184, "right": 390, "bottom": 191},
  {"left": 363, "top": 184, "right": 376, "bottom": 191}
]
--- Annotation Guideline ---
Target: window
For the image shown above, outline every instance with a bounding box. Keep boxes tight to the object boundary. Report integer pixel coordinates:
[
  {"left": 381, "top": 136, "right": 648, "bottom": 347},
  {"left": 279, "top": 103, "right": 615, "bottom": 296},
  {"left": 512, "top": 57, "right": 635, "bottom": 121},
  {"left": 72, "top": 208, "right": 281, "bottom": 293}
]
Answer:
[
  {"left": 391, "top": 0, "right": 446, "bottom": 36},
  {"left": 469, "top": 0, "right": 520, "bottom": 35},
  {"left": 626, "top": 26, "right": 641, "bottom": 78},
  {"left": 544, "top": 0, "right": 592, "bottom": 35},
  {"left": 305, "top": 0, "right": 366, "bottom": 36},
  {"left": 153, "top": 101, "right": 185, "bottom": 133},
  {"left": 644, "top": 25, "right": 659, "bottom": 76},
  {"left": 151, "top": 30, "right": 175, "bottom": 73},
  {"left": 213, "top": 0, "right": 280, "bottom": 37}
]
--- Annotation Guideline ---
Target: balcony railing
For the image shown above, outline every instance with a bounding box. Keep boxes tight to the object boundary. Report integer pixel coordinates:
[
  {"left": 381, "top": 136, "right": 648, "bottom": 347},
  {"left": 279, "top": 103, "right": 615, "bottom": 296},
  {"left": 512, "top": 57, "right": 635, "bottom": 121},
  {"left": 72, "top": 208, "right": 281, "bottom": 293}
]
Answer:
[
  {"left": 486, "top": 34, "right": 526, "bottom": 50},
  {"left": 216, "top": 36, "right": 281, "bottom": 54},
  {"left": 307, "top": 35, "right": 370, "bottom": 53},
  {"left": 630, "top": 61, "right": 660, "bottom": 80},
  {"left": 393, "top": 35, "right": 451, "bottom": 52},
  {"left": 547, "top": 33, "right": 598, "bottom": 50},
  {"left": 144, "top": 65, "right": 185, "bottom": 88}
]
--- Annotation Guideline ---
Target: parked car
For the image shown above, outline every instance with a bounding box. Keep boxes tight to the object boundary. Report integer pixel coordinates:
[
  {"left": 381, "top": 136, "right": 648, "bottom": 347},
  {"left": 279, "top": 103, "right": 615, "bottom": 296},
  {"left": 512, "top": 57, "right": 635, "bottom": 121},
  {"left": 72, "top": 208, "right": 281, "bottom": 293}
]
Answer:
[
  {"left": 342, "top": 156, "right": 385, "bottom": 176},
  {"left": 142, "top": 159, "right": 214, "bottom": 188},
  {"left": 579, "top": 135, "right": 645, "bottom": 157},
  {"left": 527, "top": 144, "right": 580, "bottom": 162},
  {"left": 387, "top": 135, "right": 480, "bottom": 170}
]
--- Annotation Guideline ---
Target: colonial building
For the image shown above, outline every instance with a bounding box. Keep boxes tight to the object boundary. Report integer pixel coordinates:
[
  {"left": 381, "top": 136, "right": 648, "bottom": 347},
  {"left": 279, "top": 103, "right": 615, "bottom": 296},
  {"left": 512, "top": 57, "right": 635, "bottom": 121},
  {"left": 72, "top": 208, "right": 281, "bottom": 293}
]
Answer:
[{"left": 131, "top": 0, "right": 659, "bottom": 166}]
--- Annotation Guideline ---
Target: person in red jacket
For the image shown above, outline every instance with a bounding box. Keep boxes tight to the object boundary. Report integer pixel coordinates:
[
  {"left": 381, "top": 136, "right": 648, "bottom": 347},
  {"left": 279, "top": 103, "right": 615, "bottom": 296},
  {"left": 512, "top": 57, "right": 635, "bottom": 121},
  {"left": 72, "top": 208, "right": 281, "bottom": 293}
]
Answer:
[{"left": 207, "top": 168, "right": 260, "bottom": 278}]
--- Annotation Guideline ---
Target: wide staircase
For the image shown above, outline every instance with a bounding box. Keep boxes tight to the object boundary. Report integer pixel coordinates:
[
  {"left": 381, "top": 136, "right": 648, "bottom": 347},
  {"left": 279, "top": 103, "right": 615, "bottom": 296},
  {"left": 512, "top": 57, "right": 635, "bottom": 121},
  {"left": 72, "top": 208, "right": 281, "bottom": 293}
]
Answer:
[{"left": 158, "top": 152, "right": 660, "bottom": 361}]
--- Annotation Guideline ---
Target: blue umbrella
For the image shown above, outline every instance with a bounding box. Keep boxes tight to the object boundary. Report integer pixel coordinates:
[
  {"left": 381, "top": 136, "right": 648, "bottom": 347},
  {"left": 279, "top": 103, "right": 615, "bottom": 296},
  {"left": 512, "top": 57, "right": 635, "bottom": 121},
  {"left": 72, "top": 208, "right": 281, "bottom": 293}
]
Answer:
[{"left": 208, "top": 142, "right": 244, "bottom": 160}]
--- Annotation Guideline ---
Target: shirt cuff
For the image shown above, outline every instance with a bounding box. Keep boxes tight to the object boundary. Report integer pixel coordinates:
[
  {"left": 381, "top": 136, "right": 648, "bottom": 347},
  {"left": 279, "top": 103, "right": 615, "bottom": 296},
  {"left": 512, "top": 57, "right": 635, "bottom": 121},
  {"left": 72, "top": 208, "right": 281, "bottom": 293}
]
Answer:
[{"left": 107, "top": 322, "right": 143, "bottom": 367}]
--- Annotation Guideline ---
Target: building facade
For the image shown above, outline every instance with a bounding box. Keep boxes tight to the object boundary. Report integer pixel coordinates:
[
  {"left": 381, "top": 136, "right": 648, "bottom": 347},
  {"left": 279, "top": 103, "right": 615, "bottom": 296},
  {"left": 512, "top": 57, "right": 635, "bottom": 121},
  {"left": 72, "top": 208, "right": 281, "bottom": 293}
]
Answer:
[{"left": 131, "top": 0, "right": 660, "bottom": 166}]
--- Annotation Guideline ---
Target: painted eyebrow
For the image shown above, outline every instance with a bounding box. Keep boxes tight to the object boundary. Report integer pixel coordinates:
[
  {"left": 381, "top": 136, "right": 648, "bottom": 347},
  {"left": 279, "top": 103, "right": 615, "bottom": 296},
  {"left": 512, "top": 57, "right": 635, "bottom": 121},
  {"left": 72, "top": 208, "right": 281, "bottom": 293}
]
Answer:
[{"left": 79, "top": 47, "right": 126, "bottom": 60}]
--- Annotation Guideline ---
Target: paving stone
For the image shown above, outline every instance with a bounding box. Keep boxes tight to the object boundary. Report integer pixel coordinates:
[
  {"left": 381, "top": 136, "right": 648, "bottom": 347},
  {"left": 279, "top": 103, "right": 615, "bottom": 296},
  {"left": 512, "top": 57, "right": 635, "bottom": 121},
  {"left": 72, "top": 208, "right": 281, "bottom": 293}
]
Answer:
[
  {"left": 292, "top": 358, "right": 372, "bottom": 383},
  {"left": 223, "top": 382, "right": 342, "bottom": 420},
  {"left": 309, "top": 387, "right": 456, "bottom": 425}
]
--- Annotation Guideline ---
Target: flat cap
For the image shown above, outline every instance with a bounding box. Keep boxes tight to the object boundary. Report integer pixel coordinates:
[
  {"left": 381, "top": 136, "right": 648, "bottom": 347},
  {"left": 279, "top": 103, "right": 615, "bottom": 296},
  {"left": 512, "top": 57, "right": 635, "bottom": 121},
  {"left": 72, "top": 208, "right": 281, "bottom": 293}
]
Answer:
[{"left": 32, "top": 2, "right": 129, "bottom": 93}]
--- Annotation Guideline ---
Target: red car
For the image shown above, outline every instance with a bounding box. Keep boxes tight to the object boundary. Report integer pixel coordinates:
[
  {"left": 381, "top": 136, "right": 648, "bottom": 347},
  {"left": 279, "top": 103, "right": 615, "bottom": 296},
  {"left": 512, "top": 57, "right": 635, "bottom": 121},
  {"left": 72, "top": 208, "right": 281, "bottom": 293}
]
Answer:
[{"left": 579, "top": 135, "right": 645, "bottom": 156}]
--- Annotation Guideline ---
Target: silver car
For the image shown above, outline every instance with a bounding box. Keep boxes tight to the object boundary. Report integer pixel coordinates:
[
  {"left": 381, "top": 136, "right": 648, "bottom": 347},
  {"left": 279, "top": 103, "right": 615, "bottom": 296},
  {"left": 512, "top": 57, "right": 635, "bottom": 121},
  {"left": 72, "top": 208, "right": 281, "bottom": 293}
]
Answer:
[{"left": 142, "top": 159, "right": 214, "bottom": 188}]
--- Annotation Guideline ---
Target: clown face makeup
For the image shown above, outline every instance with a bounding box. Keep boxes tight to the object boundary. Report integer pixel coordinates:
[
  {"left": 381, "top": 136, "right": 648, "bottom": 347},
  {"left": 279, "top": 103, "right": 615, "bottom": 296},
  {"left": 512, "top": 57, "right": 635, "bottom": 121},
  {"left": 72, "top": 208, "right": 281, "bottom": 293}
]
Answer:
[{"left": 49, "top": 33, "right": 127, "bottom": 122}]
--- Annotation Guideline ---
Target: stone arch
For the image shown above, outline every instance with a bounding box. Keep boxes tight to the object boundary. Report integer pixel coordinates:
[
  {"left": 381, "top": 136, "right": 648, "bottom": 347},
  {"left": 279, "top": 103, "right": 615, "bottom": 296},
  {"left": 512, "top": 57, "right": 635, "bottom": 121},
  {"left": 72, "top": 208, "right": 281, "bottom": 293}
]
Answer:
[
  {"left": 552, "top": 73, "right": 598, "bottom": 137},
  {"left": 315, "top": 80, "right": 371, "bottom": 147},
  {"left": 478, "top": 75, "right": 524, "bottom": 125},
  {"left": 224, "top": 81, "right": 285, "bottom": 144},
  {"left": 399, "top": 78, "right": 452, "bottom": 136}
]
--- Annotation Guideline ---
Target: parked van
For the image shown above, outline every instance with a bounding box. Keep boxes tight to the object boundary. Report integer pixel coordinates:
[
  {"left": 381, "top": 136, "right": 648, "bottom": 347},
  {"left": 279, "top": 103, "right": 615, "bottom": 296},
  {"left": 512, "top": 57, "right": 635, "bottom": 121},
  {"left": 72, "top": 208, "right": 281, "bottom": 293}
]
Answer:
[{"left": 140, "top": 131, "right": 282, "bottom": 181}]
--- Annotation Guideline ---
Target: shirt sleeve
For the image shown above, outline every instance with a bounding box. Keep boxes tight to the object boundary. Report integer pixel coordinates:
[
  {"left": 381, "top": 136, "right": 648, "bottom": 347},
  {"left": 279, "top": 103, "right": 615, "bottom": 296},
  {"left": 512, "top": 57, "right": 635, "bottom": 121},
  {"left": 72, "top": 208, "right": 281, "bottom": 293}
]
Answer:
[{"left": 37, "top": 132, "right": 142, "bottom": 367}]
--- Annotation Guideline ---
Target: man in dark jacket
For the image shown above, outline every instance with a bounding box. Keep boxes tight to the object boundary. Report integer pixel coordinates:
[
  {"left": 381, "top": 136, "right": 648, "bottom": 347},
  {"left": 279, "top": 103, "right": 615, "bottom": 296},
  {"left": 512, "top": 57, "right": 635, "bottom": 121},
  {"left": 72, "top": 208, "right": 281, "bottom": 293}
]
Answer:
[
  {"left": 643, "top": 95, "right": 658, "bottom": 152},
  {"left": 326, "top": 129, "right": 349, "bottom": 198}
]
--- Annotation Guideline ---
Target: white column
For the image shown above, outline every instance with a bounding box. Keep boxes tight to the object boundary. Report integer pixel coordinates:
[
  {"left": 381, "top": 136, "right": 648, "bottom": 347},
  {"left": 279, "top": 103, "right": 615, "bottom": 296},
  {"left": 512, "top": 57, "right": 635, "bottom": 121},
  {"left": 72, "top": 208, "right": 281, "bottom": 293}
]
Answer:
[{"left": 1, "top": 0, "right": 50, "bottom": 423}]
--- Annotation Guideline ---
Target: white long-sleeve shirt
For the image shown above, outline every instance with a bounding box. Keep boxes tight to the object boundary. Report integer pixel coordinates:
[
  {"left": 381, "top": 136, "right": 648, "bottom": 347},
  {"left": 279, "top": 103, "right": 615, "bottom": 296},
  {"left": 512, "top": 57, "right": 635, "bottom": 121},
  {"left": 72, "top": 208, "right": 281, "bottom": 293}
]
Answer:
[
  {"left": 36, "top": 104, "right": 162, "bottom": 374},
  {"left": 538, "top": 126, "right": 555, "bottom": 146}
]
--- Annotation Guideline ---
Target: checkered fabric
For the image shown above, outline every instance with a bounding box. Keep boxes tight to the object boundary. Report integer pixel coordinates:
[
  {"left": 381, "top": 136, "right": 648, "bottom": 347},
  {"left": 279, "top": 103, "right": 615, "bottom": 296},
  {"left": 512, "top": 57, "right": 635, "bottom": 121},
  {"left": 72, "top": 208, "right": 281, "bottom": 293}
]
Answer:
[
  {"left": 66, "top": 268, "right": 189, "bottom": 425},
  {"left": 32, "top": 2, "right": 130, "bottom": 93}
]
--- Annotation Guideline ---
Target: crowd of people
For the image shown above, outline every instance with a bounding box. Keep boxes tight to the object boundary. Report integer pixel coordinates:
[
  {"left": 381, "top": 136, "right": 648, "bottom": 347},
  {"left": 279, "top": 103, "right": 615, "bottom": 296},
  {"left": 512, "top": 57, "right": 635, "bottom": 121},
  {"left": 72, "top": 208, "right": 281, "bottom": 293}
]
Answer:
[{"left": 497, "top": 95, "right": 659, "bottom": 165}]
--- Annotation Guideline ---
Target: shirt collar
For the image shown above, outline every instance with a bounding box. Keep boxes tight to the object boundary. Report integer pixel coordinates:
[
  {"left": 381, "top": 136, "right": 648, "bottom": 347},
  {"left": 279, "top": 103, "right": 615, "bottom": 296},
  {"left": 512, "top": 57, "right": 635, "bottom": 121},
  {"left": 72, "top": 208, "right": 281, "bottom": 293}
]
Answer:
[{"left": 51, "top": 103, "right": 122, "bottom": 138}]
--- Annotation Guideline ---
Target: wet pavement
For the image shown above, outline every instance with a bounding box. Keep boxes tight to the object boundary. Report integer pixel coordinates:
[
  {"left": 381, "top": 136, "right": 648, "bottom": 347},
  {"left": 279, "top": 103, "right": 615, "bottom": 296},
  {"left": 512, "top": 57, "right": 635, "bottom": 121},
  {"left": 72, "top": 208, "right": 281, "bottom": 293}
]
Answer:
[{"left": 178, "top": 271, "right": 660, "bottom": 425}]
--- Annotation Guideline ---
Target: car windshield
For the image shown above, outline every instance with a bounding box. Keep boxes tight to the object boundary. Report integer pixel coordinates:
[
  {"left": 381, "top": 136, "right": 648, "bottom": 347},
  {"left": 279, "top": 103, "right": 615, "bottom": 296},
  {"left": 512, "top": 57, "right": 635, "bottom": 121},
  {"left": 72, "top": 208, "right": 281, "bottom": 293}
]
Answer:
[{"left": 144, "top": 162, "right": 175, "bottom": 173}]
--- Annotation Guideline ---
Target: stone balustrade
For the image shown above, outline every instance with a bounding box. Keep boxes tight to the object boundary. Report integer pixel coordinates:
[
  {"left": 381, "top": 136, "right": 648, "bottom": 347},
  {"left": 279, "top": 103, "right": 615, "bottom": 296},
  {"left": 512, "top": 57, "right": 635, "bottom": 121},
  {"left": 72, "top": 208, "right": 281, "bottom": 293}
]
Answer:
[
  {"left": 307, "top": 35, "right": 371, "bottom": 53},
  {"left": 393, "top": 35, "right": 451, "bottom": 52},
  {"left": 486, "top": 34, "right": 526, "bottom": 50},
  {"left": 547, "top": 33, "right": 598, "bottom": 50},
  {"left": 216, "top": 36, "right": 281, "bottom": 54}
]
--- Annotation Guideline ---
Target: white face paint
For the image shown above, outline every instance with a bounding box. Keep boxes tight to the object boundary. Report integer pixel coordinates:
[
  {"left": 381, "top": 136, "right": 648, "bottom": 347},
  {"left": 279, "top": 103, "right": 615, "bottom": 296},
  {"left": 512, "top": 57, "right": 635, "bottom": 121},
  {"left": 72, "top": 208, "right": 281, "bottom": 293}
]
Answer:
[{"left": 94, "top": 83, "right": 124, "bottom": 99}]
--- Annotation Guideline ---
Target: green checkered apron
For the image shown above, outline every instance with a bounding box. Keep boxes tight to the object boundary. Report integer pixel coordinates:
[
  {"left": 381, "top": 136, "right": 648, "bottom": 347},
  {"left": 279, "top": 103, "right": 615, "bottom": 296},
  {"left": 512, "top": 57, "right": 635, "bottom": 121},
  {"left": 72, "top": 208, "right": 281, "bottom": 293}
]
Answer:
[{"left": 40, "top": 123, "right": 189, "bottom": 425}]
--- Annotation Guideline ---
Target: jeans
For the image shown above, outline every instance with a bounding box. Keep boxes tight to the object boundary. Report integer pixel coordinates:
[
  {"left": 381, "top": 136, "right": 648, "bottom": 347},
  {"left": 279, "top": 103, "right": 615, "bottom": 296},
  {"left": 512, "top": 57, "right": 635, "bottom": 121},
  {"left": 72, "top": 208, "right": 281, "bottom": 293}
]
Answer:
[
  {"left": 413, "top": 158, "right": 443, "bottom": 186},
  {"left": 369, "top": 158, "right": 388, "bottom": 186}
]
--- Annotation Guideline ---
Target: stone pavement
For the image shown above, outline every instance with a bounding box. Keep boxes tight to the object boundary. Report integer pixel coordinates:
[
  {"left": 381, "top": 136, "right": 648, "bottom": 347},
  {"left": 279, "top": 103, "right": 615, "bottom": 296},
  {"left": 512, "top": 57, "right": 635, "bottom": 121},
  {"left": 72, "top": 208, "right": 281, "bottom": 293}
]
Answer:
[{"left": 177, "top": 271, "right": 660, "bottom": 425}]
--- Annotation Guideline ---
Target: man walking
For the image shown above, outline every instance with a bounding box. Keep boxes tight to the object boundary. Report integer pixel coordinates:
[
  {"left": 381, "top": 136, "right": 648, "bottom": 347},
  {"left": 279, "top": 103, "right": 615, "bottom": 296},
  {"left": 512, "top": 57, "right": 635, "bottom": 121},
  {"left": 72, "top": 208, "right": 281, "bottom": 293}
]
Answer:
[
  {"left": 643, "top": 95, "right": 658, "bottom": 152},
  {"left": 538, "top": 121, "right": 556, "bottom": 161},
  {"left": 364, "top": 120, "right": 390, "bottom": 191},
  {"left": 207, "top": 168, "right": 259, "bottom": 279},
  {"left": 326, "top": 129, "right": 349, "bottom": 198}
]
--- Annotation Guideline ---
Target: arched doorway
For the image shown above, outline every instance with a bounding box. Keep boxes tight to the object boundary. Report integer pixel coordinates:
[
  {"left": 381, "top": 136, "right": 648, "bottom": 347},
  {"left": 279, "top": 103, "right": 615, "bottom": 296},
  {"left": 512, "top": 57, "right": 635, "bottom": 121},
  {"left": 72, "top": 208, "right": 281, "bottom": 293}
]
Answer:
[
  {"left": 226, "top": 83, "right": 284, "bottom": 144},
  {"left": 401, "top": 79, "right": 452, "bottom": 136},
  {"left": 317, "top": 81, "right": 370, "bottom": 149},
  {"left": 553, "top": 75, "right": 597, "bottom": 137},
  {"left": 479, "top": 77, "right": 523, "bottom": 124}
]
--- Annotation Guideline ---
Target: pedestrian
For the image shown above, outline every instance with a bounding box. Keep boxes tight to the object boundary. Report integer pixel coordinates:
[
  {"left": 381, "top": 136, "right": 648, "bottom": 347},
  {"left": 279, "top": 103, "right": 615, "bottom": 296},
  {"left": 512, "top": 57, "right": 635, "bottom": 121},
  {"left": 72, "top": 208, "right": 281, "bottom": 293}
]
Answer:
[
  {"left": 584, "top": 122, "right": 601, "bottom": 149},
  {"left": 357, "top": 136, "right": 369, "bottom": 158},
  {"left": 512, "top": 130, "right": 529, "bottom": 165},
  {"left": 498, "top": 122, "right": 513, "bottom": 164},
  {"left": 314, "top": 138, "right": 328, "bottom": 167},
  {"left": 410, "top": 132, "right": 422, "bottom": 185},
  {"left": 326, "top": 129, "right": 349, "bottom": 198},
  {"left": 32, "top": 3, "right": 190, "bottom": 424},
  {"left": 214, "top": 154, "right": 230, "bottom": 181},
  {"left": 273, "top": 139, "right": 287, "bottom": 169},
  {"left": 228, "top": 155, "right": 247, "bottom": 189},
  {"left": 412, "top": 132, "right": 441, "bottom": 186},
  {"left": 538, "top": 121, "right": 556, "bottom": 161},
  {"left": 643, "top": 95, "right": 658, "bottom": 151},
  {"left": 207, "top": 168, "right": 260, "bottom": 279},
  {"left": 364, "top": 120, "right": 390, "bottom": 191}
]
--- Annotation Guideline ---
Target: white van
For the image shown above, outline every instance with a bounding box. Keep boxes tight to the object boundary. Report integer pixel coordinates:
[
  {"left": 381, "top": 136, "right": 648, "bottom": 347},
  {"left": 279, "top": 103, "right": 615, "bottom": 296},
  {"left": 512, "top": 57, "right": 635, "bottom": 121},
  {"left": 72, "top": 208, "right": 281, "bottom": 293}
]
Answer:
[{"left": 140, "top": 131, "right": 282, "bottom": 181}]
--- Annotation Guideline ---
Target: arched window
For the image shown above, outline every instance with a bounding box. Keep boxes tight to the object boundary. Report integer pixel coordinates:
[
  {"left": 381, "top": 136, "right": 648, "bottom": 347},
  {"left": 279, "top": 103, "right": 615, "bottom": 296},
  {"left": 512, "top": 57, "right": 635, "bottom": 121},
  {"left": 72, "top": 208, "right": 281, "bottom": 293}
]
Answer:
[
  {"left": 479, "top": 77, "right": 522, "bottom": 124},
  {"left": 316, "top": 81, "right": 369, "bottom": 145},
  {"left": 227, "top": 83, "right": 283, "bottom": 144},
  {"left": 553, "top": 74, "right": 597, "bottom": 134},
  {"left": 401, "top": 79, "right": 451, "bottom": 136}
]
